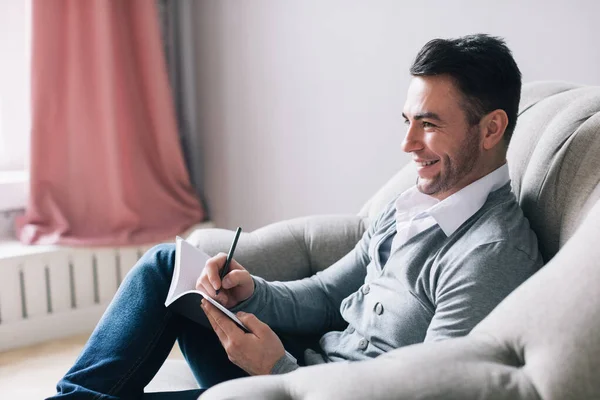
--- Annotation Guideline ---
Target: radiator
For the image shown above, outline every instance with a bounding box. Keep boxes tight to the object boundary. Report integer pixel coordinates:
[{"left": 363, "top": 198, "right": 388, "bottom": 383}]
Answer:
[{"left": 0, "top": 224, "right": 212, "bottom": 352}]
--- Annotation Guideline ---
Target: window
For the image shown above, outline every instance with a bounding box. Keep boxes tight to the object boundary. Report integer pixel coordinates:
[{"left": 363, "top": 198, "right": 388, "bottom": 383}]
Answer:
[{"left": 0, "top": 0, "right": 31, "bottom": 212}]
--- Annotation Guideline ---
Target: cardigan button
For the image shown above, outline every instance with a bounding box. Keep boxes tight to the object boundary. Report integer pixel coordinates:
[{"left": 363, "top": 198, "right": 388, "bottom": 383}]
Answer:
[{"left": 358, "top": 338, "right": 368, "bottom": 350}]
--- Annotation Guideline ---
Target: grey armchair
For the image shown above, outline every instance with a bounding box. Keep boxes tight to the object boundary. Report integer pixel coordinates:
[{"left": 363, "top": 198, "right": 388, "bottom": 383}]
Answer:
[{"left": 148, "top": 81, "right": 600, "bottom": 399}]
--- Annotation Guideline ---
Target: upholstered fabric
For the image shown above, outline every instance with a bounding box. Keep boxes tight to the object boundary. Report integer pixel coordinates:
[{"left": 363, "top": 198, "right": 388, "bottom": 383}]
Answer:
[
  {"left": 186, "top": 215, "right": 367, "bottom": 277},
  {"left": 148, "top": 81, "right": 600, "bottom": 399},
  {"left": 509, "top": 82, "right": 600, "bottom": 261},
  {"left": 144, "top": 360, "right": 200, "bottom": 393}
]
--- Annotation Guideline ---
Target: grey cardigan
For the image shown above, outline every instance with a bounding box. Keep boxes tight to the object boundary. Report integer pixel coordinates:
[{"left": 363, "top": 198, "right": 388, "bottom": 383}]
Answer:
[{"left": 233, "top": 183, "right": 543, "bottom": 373}]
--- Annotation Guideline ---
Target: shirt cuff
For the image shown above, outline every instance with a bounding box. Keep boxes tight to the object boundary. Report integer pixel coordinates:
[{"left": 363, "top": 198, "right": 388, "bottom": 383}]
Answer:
[{"left": 270, "top": 353, "right": 300, "bottom": 375}]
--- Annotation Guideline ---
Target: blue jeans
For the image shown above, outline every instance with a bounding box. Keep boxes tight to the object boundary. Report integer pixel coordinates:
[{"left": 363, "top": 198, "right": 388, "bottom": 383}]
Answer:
[{"left": 47, "top": 244, "right": 313, "bottom": 400}]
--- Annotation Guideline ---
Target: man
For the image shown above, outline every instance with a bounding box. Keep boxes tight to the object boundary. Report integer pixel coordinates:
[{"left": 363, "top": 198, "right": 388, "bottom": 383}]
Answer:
[{"left": 49, "top": 34, "right": 542, "bottom": 399}]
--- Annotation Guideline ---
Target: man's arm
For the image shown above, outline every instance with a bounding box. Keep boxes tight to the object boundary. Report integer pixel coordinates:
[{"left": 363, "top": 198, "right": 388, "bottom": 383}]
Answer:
[
  {"left": 229, "top": 216, "right": 380, "bottom": 335},
  {"left": 424, "top": 241, "right": 541, "bottom": 341},
  {"left": 197, "top": 208, "right": 392, "bottom": 376}
]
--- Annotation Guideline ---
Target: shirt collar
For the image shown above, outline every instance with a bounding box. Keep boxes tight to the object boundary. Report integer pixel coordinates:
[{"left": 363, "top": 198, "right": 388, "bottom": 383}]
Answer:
[{"left": 427, "top": 163, "right": 510, "bottom": 236}]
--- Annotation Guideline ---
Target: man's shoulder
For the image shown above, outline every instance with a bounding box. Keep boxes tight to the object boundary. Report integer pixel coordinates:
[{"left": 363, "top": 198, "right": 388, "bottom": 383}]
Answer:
[{"left": 444, "top": 189, "right": 542, "bottom": 265}]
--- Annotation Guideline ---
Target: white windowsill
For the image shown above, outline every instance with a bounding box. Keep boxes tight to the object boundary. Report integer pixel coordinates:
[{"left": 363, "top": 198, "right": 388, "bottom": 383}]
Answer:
[
  {"left": 0, "top": 221, "right": 215, "bottom": 260},
  {"left": 0, "top": 170, "right": 29, "bottom": 211}
]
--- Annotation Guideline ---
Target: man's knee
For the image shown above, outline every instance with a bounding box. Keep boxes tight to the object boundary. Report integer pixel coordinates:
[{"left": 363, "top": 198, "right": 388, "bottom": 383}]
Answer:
[{"left": 131, "top": 243, "right": 177, "bottom": 283}]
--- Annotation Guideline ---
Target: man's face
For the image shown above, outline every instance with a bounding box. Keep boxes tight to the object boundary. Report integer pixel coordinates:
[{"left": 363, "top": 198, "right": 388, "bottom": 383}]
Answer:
[{"left": 402, "top": 75, "right": 484, "bottom": 200}]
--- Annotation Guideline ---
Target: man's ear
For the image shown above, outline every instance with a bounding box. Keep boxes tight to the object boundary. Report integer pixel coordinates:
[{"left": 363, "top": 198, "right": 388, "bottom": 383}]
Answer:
[{"left": 480, "top": 110, "right": 509, "bottom": 150}]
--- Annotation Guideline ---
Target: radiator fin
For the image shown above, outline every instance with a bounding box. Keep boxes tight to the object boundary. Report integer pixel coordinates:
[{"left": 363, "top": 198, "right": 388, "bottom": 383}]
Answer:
[{"left": 45, "top": 266, "right": 52, "bottom": 314}]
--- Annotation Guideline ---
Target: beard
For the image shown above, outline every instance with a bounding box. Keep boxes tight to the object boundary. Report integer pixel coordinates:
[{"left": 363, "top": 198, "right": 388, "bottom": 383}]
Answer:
[{"left": 417, "top": 128, "right": 481, "bottom": 197}]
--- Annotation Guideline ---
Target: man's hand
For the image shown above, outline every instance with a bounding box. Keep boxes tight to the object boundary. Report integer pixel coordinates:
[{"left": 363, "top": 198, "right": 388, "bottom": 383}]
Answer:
[
  {"left": 196, "top": 253, "right": 254, "bottom": 308},
  {"left": 201, "top": 299, "right": 285, "bottom": 376}
]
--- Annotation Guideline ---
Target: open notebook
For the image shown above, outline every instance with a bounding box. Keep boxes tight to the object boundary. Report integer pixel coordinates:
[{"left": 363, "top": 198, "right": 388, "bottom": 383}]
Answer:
[
  {"left": 165, "top": 237, "right": 297, "bottom": 363},
  {"left": 165, "top": 237, "right": 250, "bottom": 332}
]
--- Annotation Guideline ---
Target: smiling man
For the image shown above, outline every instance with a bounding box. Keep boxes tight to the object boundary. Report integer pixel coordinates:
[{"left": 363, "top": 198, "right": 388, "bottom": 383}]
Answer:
[
  {"left": 50, "top": 34, "right": 543, "bottom": 399},
  {"left": 195, "top": 35, "right": 542, "bottom": 375}
]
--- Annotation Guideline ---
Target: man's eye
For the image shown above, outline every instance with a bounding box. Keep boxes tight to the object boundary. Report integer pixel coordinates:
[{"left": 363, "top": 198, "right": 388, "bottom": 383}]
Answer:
[
  {"left": 403, "top": 119, "right": 410, "bottom": 126},
  {"left": 422, "top": 121, "right": 436, "bottom": 128}
]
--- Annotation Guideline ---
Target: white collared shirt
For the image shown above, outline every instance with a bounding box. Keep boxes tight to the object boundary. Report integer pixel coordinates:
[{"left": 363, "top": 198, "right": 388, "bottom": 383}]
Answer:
[{"left": 391, "top": 164, "right": 510, "bottom": 252}]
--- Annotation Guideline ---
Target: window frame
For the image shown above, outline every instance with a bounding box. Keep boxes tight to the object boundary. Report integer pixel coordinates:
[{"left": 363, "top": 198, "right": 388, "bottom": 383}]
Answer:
[
  {"left": 0, "top": 0, "right": 31, "bottom": 213},
  {"left": 0, "top": 171, "right": 28, "bottom": 211}
]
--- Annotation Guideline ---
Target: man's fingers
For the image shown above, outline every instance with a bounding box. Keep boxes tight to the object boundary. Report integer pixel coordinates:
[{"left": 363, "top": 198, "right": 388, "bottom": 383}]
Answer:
[
  {"left": 204, "top": 253, "right": 227, "bottom": 290},
  {"left": 202, "top": 302, "right": 228, "bottom": 344},
  {"left": 201, "top": 282, "right": 230, "bottom": 305},
  {"left": 204, "top": 254, "right": 247, "bottom": 289},
  {"left": 237, "top": 312, "right": 268, "bottom": 337},
  {"left": 196, "top": 275, "right": 215, "bottom": 296},
  {"left": 221, "top": 269, "right": 250, "bottom": 289},
  {"left": 202, "top": 300, "right": 242, "bottom": 337},
  {"left": 227, "top": 258, "right": 246, "bottom": 272}
]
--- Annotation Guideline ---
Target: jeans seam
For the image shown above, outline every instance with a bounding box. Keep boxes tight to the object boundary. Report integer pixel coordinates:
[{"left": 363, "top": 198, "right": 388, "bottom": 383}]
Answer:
[{"left": 92, "top": 310, "right": 174, "bottom": 400}]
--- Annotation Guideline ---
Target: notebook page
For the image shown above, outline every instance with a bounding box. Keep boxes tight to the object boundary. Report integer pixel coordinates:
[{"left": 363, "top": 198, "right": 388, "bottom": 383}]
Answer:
[{"left": 165, "top": 237, "right": 211, "bottom": 305}]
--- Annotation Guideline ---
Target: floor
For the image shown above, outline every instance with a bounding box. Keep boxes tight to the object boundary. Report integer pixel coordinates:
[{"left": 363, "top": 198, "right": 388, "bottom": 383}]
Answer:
[{"left": 0, "top": 333, "right": 184, "bottom": 399}]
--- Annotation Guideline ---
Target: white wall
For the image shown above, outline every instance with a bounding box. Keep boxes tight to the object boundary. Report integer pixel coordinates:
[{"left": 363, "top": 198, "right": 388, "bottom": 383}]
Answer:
[{"left": 193, "top": 0, "right": 600, "bottom": 230}]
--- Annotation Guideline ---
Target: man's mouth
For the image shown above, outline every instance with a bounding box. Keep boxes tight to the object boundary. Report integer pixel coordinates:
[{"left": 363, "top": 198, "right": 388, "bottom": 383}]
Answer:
[{"left": 416, "top": 160, "right": 439, "bottom": 167}]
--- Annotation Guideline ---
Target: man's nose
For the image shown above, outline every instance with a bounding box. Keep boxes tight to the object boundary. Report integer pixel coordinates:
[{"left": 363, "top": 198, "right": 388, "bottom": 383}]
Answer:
[{"left": 401, "top": 124, "right": 423, "bottom": 153}]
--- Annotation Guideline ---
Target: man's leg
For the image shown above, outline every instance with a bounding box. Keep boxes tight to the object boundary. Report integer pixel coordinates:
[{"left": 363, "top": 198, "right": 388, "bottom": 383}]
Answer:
[
  {"left": 177, "top": 318, "right": 248, "bottom": 389},
  {"left": 48, "top": 244, "right": 225, "bottom": 399}
]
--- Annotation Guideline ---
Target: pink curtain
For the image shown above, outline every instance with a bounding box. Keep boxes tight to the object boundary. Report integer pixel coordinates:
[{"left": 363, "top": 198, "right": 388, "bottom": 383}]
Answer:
[{"left": 17, "top": 0, "right": 205, "bottom": 246}]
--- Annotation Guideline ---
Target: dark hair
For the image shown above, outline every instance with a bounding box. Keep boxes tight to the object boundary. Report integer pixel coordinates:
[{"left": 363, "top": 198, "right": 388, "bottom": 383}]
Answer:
[{"left": 410, "top": 34, "right": 522, "bottom": 144}]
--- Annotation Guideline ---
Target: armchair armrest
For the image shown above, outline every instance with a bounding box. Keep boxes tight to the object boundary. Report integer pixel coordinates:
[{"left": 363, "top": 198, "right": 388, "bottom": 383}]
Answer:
[
  {"left": 185, "top": 215, "right": 367, "bottom": 282},
  {"left": 200, "top": 335, "right": 538, "bottom": 400}
]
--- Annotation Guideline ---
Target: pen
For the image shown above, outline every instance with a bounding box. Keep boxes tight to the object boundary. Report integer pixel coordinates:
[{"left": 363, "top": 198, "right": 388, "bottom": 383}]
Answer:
[{"left": 215, "top": 227, "right": 242, "bottom": 295}]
